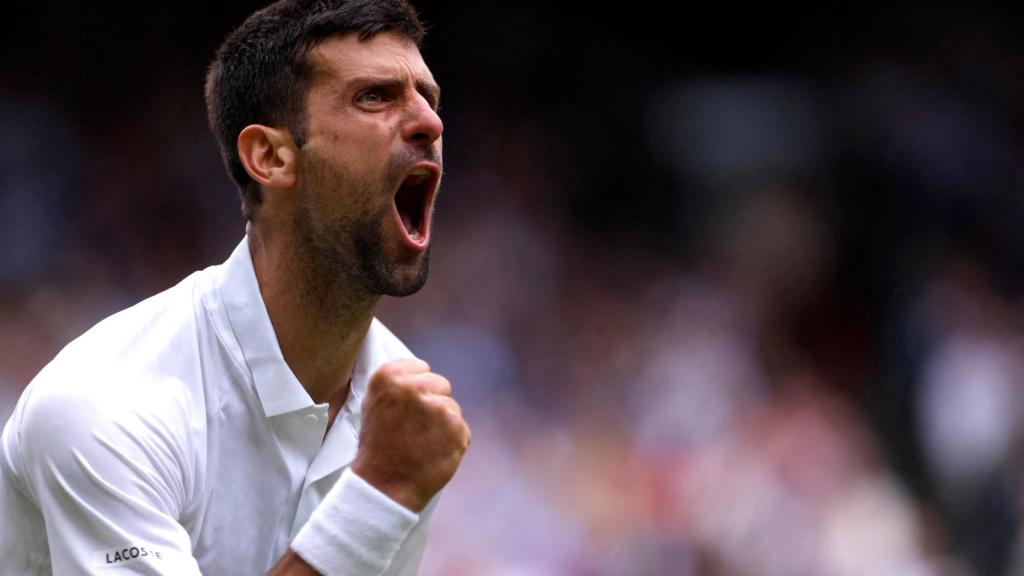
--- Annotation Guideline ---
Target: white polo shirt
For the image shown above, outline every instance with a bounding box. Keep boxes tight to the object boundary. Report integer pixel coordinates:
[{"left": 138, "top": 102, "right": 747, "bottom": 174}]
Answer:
[{"left": 0, "top": 237, "right": 435, "bottom": 575}]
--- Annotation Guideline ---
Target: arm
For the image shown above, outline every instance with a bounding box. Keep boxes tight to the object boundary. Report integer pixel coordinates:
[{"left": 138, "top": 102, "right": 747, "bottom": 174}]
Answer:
[
  {"left": 271, "top": 359, "right": 470, "bottom": 576},
  {"left": 11, "top": 358, "right": 464, "bottom": 576},
  {"left": 13, "top": 381, "right": 202, "bottom": 575},
  {"left": 269, "top": 550, "right": 319, "bottom": 575}
]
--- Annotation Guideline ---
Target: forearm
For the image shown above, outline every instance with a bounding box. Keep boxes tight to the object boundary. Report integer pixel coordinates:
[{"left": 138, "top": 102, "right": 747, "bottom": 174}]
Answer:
[
  {"left": 276, "top": 360, "right": 466, "bottom": 576},
  {"left": 273, "top": 468, "right": 421, "bottom": 576}
]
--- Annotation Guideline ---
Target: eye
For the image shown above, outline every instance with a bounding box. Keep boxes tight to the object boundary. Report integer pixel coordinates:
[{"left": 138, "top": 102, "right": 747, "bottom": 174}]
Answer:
[
  {"left": 358, "top": 90, "right": 382, "bottom": 103},
  {"left": 356, "top": 87, "right": 394, "bottom": 107}
]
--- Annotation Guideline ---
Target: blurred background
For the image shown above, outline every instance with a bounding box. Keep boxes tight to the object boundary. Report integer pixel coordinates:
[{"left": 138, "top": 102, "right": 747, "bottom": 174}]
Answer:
[{"left": 4, "top": 1, "right": 1024, "bottom": 574}]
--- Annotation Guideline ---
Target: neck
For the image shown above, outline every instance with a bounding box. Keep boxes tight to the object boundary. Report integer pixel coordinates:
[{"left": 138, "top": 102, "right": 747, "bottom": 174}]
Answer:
[{"left": 247, "top": 222, "right": 378, "bottom": 407}]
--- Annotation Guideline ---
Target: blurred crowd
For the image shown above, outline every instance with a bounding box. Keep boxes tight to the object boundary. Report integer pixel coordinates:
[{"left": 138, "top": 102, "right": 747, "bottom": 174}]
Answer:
[
  {"left": 388, "top": 76, "right": 1024, "bottom": 574},
  {"left": 4, "top": 2, "right": 1024, "bottom": 575}
]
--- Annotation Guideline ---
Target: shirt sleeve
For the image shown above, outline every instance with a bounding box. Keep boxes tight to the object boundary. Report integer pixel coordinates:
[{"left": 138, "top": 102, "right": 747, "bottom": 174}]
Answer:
[{"left": 13, "top": 376, "right": 202, "bottom": 575}]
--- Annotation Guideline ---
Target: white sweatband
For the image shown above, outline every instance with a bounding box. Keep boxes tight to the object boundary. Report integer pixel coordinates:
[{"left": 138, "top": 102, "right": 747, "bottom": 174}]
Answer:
[{"left": 291, "top": 468, "right": 419, "bottom": 575}]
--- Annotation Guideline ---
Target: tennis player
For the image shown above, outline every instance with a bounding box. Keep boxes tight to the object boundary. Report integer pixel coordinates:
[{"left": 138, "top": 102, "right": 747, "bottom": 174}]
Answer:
[{"left": 0, "top": 0, "right": 470, "bottom": 574}]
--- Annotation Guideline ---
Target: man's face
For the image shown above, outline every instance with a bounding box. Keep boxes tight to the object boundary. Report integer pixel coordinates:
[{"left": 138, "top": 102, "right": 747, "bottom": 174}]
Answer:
[{"left": 295, "top": 31, "right": 443, "bottom": 299}]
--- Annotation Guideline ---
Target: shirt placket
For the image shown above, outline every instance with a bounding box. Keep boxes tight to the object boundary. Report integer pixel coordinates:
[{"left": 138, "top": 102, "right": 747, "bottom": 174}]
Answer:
[
  {"left": 270, "top": 404, "right": 330, "bottom": 545},
  {"left": 289, "top": 395, "right": 362, "bottom": 538}
]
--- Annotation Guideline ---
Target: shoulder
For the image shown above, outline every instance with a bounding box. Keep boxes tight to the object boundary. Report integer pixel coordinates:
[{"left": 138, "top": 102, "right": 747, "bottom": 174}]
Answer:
[
  {"left": 36, "top": 266, "right": 220, "bottom": 394},
  {"left": 17, "top": 271, "right": 208, "bottom": 436},
  {"left": 65, "top": 270, "right": 207, "bottom": 368},
  {"left": 7, "top": 359, "right": 199, "bottom": 517},
  {"left": 4, "top": 273, "right": 211, "bottom": 504}
]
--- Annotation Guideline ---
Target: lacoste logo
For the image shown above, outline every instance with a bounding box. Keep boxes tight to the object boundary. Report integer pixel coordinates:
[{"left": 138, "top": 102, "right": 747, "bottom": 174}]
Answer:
[{"left": 91, "top": 545, "right": 165, "bottom": 568}]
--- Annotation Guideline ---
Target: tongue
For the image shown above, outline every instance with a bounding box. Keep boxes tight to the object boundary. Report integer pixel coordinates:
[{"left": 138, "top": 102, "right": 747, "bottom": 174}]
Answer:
[{"left": 400, "top": 210, "right": 420, "bottom": 238}]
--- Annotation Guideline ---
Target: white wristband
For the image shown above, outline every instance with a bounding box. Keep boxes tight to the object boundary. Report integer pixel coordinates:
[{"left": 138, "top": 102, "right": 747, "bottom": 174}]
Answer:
[{"left": 291, "top": 468, "right": 419, "bottom": 576}]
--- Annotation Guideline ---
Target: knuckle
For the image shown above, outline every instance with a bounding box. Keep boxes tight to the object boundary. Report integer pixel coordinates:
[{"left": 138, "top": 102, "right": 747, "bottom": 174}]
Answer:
[
  {"left": 403, "top": 358, "right": 430, "bottom": 372},
  {"left": 422, "top": 373, "right": 451, "bottom": 395},
  {"left": 383, "top": 360, "right": 406, "bottom": 374},
  {"left": 441, "top": 407, "right": 460, "bottom": 426},
  {"left": 447, "top": 411, "right": 469, "bottom": 437},
  {"left": 370, "top": 364, "right": 398, "bottom": 385},
  {"left": 374, "top": 359, "right": 423, "bottom": 381},
  {"left": 424, "top": 395, "right": 450, "bottom": 416}
]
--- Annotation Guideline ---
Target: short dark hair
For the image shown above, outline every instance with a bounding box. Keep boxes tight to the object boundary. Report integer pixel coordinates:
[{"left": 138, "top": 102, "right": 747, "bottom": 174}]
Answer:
[{"left": 205, "top": 0, "right": 425, "bottom": 219}]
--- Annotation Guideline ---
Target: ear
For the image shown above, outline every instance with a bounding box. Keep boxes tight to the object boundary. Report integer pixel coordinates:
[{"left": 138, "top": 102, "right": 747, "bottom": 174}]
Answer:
[{"left": 237, "top": 124, "right": 298, "bottom": 190}]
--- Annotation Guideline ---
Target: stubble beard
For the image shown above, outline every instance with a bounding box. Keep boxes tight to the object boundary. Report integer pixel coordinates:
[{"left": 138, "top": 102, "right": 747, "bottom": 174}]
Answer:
[{"left": 295, "top": 149, "right": 432, "bottom": 320}]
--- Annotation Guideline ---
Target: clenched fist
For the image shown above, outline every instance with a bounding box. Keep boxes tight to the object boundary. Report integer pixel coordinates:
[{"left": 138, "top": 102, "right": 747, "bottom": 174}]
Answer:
[{"left": 351, "top": 359, "right": 471, "bottom": 512}]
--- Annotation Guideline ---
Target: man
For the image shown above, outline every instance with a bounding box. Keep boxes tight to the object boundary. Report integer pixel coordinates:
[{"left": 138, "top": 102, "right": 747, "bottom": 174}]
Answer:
[{"left": 0, "top": 0, "right": 470, "bottom": 574}]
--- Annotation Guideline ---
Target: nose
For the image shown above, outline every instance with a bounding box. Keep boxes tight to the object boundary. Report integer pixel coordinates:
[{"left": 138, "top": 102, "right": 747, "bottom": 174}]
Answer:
[{"left": 401, "top": 91, "right": 443, "bottom": 146}]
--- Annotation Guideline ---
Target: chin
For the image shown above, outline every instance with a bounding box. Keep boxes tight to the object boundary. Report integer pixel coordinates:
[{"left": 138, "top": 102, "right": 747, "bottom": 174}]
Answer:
[{"left": 374, "top": 251, "right": 431, "bottom": 297}]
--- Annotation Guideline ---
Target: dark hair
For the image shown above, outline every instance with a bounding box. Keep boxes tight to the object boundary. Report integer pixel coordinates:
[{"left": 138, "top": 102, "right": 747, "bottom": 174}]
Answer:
[{"left": 205, "top": 0, "right": 424, "bottom": 219}]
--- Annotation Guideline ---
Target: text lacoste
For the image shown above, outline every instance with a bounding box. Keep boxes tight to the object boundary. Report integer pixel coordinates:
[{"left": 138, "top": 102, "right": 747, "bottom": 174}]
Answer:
[
  {"left": 93, "top": 545, "right": 164, "bottom": 567},
  {"left": 107, "top": 546, "right": 162, "bottom": 564}
]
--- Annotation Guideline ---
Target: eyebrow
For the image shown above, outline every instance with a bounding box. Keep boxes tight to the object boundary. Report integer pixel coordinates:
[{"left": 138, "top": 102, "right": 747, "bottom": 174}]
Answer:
[
  {"left": 416, "top": 79, "right": 442, "bottom": 109},
  {"left": 351, "top": 75, "right": 442, "bottom": 109}
]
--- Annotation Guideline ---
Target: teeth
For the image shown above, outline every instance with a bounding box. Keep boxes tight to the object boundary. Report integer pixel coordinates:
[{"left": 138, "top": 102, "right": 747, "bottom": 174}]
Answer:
[{"left": 402, "top": 168, "right": 429, "bottom": 188}]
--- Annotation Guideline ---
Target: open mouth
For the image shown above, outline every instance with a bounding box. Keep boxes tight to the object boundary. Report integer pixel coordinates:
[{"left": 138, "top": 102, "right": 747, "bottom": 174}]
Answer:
[{"left": 393, "top": 163, "right": 440, "bottom": 250}]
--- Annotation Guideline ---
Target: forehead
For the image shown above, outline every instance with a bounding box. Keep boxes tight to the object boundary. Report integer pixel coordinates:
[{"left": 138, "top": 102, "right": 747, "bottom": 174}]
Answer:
[{"left": 305, "top": 31, "right": 435, "bottom": 86}]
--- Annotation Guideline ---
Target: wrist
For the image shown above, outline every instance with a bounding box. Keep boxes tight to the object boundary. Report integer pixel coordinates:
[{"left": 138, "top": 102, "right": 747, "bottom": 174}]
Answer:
[
  {"left": 350, "top": 461, "right": 429, "bottom": 513},
  {"left": 291, "top": 468, "right": 419, "bottom": 576}
]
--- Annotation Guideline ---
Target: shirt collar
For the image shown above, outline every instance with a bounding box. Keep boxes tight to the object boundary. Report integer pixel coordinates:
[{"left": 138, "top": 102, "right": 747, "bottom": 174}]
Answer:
[
  {"left": 216, "top": 236, "right": 313, "bottom": 417},
  {"left": 213, "top": 236, "right": 399, "bottom": 422},
  {"left": 344, "top": 319, "right": 386, "bottom": 425}
]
